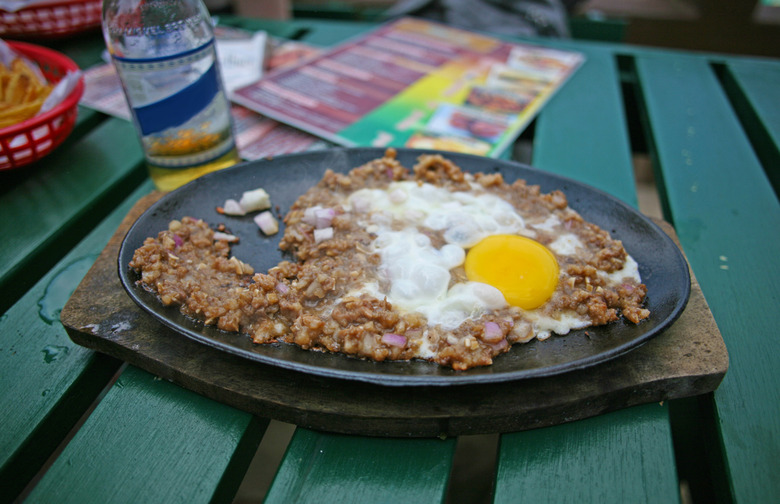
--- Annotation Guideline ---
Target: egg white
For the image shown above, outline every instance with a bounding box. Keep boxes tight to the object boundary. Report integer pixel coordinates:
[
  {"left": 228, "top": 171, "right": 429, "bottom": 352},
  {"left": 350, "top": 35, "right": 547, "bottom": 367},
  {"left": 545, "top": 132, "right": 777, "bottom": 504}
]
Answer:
[
  {"left": 346, "top": 180, "right": 518, "bottom": 330},
  {"left": 336, "top": 177, "right": 643, "bottom": 349}
]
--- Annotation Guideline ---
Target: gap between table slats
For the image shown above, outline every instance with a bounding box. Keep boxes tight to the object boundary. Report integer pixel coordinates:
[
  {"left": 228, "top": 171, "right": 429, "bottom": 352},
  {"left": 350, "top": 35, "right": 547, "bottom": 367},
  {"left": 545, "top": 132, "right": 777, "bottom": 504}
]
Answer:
[{"left": 711, "top": 59, "right": 780, "bottom": 199}]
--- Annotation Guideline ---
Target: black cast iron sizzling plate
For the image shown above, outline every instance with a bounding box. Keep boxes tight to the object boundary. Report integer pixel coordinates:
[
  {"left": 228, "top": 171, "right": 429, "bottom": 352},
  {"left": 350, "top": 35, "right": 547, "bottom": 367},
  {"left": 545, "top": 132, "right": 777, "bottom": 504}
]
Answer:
[{"left": 118, "top": 148, "right": 691, "bottom": 386}]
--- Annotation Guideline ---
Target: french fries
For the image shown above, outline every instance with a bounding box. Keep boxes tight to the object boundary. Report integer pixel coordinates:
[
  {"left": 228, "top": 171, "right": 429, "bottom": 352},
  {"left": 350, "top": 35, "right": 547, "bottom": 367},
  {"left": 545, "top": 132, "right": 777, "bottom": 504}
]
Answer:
[{"left": 0, "top": 58, "right": 52, "bottom": 129}]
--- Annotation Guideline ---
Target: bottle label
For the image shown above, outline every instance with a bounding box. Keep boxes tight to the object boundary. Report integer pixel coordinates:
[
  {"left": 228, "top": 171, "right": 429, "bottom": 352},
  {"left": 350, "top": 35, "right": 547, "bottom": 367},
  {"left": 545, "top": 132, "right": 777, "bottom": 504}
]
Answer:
[
  {"left": 113, "top": 40, "right": 235, "bottom": 169},
  {"left": 113, "top": 41, "right": 220, "bottom": 136}
]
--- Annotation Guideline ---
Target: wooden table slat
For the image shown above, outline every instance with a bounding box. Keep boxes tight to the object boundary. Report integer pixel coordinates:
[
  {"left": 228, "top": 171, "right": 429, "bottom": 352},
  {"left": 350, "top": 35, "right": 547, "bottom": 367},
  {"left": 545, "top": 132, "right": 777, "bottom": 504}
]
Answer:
[
  {"left": 0, "top": 181, "right": 154, "bottom": 501},
  {"left": 25, "top": 365, "right": 267, "bottom": 504},
  {"left": 0, "top": 118, "right": 145, "bottom": 313},
  {"left": 533, "top": 44, "right": 638, "bottom": 207},
  {"left": 636, "top": 52, "right": 780, "bottom": 504},
  {"left": 494, "top": 42, "right": 681, "bottom": 503},
  {"left": 495, "top": 404, "right": 679, "bottom": 503},
  {"left": 264, "top": 429, "right": 456, "bottom": 504}
]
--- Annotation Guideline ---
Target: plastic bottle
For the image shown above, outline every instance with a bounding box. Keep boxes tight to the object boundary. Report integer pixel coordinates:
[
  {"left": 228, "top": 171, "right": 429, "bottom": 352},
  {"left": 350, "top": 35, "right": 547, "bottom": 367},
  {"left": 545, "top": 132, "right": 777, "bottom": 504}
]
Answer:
[{"left": 102, "top": 0, "right": 239, "bottom": 191}]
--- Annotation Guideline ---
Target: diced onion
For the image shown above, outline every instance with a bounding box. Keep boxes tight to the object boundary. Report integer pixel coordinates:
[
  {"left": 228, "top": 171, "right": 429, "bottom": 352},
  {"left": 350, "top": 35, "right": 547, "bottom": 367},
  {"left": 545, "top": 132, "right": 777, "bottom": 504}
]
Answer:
[
  {"left": 302, "top": 205, "right": 322, "bottom": 226},
  {"left": 222, "top": 199, "right": 245, "bottom": 216},
  {"left": 239, "top": 188, "right": 271, "bottom": 212},
  {"left": 275, "top": 282, "right": 289, "bottom": 294},
  {"left": 314, "top": 207, "right": 335, "bottom": 228},
  {"left": 172, "top": 234, "right": 183, "bottom": 248},
  {"left": 482, "top": 321, "right": 503, "bottom": 343},
  {"left": 313, "top": 227, "right": 333, "bottom": 243},
  {"left": 381, "top": 333, "right": 407, "bottom": 347},
  {"left": 213, "top": 231, "right": 239, "bottom": 243},
  {"left": 488, "top": 339, "right": 509, "bottom": 351},
  {"left": 254, "top": 211, "right": 279, "bottom": 235}
]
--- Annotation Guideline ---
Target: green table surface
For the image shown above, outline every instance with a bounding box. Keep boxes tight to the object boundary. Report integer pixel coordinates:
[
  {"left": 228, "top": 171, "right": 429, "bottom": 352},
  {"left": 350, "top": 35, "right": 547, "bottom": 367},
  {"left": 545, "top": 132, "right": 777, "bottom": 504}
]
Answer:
[{"left": 1, "top": 16, "right": 778, "bottom": 504}]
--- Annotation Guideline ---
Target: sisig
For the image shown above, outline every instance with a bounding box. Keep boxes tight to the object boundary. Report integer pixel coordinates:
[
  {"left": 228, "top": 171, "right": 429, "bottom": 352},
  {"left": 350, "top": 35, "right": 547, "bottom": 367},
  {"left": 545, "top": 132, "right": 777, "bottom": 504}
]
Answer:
[{"left": 129, "top": 150, "right": 649, "bottom": 370}]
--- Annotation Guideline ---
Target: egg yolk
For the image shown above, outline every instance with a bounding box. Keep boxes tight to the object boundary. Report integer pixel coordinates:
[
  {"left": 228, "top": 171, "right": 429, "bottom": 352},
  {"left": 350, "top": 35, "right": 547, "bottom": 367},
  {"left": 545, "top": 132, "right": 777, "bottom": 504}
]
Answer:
[{"left": 464, "top": 234, "right": 559, "bottom": 310}]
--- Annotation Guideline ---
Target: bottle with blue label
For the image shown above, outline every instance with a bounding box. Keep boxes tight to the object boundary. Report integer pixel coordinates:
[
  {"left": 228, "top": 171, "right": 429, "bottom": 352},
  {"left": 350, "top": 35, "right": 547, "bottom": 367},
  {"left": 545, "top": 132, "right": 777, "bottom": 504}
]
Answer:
[{"left": 102, "top": 0, "right": 240, "bottom": 191}]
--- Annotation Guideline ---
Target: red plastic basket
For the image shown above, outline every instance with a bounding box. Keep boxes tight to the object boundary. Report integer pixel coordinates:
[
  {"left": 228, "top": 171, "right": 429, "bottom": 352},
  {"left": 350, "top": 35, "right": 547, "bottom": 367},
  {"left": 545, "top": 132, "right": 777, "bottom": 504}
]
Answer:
[
  {"left": 0, "top": 41, "right": 84, "bottom": 171},
  {"left": 0, "top": 0, "right": 102, "bottom": 38}
]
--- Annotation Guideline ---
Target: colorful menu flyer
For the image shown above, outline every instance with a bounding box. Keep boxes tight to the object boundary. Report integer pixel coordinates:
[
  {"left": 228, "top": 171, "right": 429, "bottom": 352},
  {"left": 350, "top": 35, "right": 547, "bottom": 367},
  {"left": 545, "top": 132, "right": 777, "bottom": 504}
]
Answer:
[{"left": 233, "top": 17, "right": 584, "bottom": 157}]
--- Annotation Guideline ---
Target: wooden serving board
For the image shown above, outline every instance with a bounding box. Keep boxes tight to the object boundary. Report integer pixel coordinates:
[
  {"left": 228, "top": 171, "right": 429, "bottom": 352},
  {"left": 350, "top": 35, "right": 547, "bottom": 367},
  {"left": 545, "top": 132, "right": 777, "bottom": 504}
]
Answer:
[{"left": 61, "top": 192, "right": 728, "bottom": 438}]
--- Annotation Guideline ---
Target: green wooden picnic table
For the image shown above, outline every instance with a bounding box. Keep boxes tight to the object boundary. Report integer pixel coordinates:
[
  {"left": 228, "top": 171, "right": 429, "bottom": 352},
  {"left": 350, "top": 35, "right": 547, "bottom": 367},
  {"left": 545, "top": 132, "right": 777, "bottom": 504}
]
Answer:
[{"left": 1, "top": 15, "right": 778, "bottom": 504}]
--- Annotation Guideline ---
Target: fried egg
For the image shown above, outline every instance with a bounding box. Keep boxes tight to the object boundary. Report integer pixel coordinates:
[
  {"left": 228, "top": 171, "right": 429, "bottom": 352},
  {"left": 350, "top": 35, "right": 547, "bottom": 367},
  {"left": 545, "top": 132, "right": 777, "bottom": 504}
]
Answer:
[{"left": 342, "top": 179, "right": 610, "bottom": 341}]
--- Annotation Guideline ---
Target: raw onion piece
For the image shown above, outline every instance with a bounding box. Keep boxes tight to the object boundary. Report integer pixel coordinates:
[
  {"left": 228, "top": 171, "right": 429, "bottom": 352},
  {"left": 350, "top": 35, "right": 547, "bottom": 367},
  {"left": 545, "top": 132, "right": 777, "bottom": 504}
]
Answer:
[
  {"left": 239, "top": 188, "right": 271, "bottom": 212},
  {"left": 302, "top": 206, "right": 335, "bottom": 229},
  {"left": 313, "top": 227, "right": 333, "bottom": 243},
  {"left": 314, "top": 207, "right": 335, "bottom": 228},
  {"left": 213, "top": 231, "right": 239, "bottom": 243},
  {"left": 301, "top": 205, "right": 322, "bottom": 226},
  {"left": 482, "top": 321, "right": 504, "bottom": 343},
  {"left": 488, "top": 338, "right": 509, "bottom": 351},
  {"left": 254, "top": 211, "right": 279, "bottom": 235},
  {"left": 381, "top": 333, "right": 407, "bottom": 347},
  {"left": 222, "top": 199, "right": 245, "bottom": 216}
]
